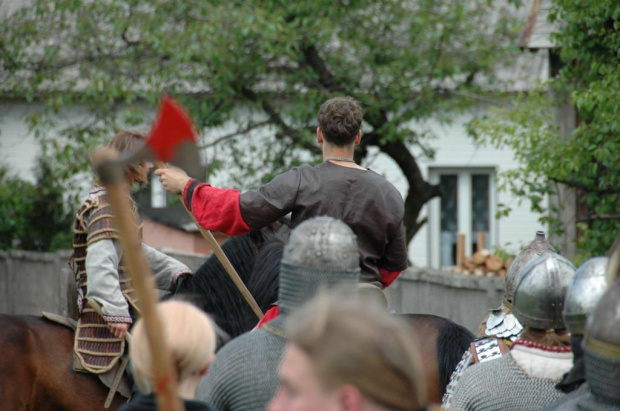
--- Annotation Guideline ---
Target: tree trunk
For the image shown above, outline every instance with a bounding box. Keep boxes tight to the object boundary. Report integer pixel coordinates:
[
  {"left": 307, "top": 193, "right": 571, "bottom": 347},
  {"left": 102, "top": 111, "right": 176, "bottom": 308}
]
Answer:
[
  {"left": 378, "top": 140, "right": 441, "bottom": 243},
  {"left": 355, "top": 134, "right": 441, "bottom": 244}
]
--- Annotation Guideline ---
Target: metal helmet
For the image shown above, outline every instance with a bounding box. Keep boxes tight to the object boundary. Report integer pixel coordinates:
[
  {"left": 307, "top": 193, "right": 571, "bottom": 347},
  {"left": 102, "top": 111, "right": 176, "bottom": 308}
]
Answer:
[
  {"left": 504, "top": 231, "right": 556, "bottom": 308},
  {"left": 512, "top": 253, "right": 576, "bottom": 330},
  {"left": 563, "top": 257, "right": 609, "bottom": 336},
  {"left": 278, "top": 216, "right": 360, "bottom": 315},
  {"left": 583, "top": 280, "right": 620, "bottom": 404}
]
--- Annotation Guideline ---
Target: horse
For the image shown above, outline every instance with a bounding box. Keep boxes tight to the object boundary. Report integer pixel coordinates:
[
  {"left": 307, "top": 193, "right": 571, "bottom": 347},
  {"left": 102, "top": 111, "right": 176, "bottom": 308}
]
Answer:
[
  {"left": 0, "top": 314, "right": 127, "bottom": 410},
  {"left": 174, "top": 227, "right": 286, "bottom": 339},
  {"left": 0, "top": 230, "right": 281, "bottom": 410},
  {"left": 402, "top": 314, "right": 475, "bottom": 404}
]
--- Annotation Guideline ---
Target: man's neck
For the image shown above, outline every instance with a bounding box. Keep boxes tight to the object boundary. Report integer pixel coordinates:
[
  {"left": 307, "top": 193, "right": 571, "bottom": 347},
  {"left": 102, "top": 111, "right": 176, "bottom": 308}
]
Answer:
[
  {"left": 322, "top": 145, "right": 366, "bottom": 170},
  {"left": 322, "top": 146, "right": 355, "bottom": 161}
]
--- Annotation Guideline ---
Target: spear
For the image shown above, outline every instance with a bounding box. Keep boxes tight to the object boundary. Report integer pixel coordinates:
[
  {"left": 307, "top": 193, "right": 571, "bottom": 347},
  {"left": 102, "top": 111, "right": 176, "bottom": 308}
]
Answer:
[
  {"left": 156, "top": 162, "right": 264, "bottom": 319},
  {"left": 119, "top": 96, "right": 263, "bottom": 319},
  {"left": 94, "top": 148, "right": 183, "bottom": 411}
]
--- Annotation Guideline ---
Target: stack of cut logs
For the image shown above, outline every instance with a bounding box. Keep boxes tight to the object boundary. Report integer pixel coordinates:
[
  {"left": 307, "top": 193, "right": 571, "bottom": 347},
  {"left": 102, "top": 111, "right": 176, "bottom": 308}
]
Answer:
[{"left": 451, "top": 232, "right": 513, "bottom": 277}]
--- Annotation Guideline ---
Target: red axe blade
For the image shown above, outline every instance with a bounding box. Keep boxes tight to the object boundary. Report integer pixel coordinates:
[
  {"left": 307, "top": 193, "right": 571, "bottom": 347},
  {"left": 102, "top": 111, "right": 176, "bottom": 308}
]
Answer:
[
  {"left": 104, "top": 97, "right": 205, "bottom": 182},
  {"left": 145, "top": 96, "right": 205, "bottom": 179}
]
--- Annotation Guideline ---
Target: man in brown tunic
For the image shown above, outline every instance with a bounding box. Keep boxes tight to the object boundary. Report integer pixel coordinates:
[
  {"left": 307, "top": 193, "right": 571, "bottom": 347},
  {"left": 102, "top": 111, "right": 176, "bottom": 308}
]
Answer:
[{"left": 156, "top": 97, "right": 408, "bottom": 289}]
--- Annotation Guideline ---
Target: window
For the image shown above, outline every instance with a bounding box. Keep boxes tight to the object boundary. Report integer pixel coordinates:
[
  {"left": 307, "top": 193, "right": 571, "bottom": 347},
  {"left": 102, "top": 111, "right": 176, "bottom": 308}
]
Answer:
[{"left": 429, "top": 168, "right": 497, "bottom": 268}]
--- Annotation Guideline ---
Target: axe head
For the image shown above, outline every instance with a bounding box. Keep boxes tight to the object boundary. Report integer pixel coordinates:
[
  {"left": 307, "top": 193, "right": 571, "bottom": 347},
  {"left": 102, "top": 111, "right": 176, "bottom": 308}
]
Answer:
[{"left": 119, "top": 96, "right": 205, "bottom": 180}]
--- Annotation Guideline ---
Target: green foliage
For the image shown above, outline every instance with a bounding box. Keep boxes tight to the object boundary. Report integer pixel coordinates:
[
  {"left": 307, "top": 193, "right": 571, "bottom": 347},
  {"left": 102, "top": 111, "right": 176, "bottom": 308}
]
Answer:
[
  {"left": 2, "top": 0, "right": 522, "bottom": 240},
  {"left": 470, "top": 0, "right": 620, "bottom": 259},
  {"left": 0, "top": 158, "right": 74, "bottom": 251}
]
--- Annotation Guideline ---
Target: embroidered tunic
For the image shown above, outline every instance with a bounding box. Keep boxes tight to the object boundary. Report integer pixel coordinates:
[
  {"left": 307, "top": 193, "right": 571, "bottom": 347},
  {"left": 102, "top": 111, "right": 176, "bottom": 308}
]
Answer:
[{"left": 183, "top": 162, "right": 408, "bottom": 288}]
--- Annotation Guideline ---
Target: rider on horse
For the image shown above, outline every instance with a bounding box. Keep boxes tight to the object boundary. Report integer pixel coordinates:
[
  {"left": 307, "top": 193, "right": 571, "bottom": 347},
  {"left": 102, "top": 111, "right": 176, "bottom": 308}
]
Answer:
[
  {"left": 155, "top": 97, "right": 408, "bottom": 291},
  {"left": 71, "top": 130, "right": 192, "bottom": 390}
]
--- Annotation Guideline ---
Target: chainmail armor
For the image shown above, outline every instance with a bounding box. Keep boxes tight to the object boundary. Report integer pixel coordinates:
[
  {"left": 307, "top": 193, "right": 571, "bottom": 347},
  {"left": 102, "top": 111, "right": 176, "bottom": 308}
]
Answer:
[
  {"left": 449, "top": 354, "right": 566, "bottom": 411},
  {"left": 278, "top": 262, "right": 359, "bottom": 315},
  {"left": 543, "top": 384, "right": 620, "bottom": 411},
  {"left": 197, "top": 317, "right": 287, "bottom": 411},
  {"left": 197, "top": 217, "right": 360, "bottom": 411},
  {"left": 583, "top": 350, "right": 620, "bottom": 404}
]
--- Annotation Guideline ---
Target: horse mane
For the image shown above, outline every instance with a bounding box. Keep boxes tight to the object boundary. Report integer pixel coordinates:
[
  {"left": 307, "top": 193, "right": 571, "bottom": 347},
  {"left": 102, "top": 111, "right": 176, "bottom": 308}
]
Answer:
[
  {"left": 435, "top": 316, "right": 474, "bottom": 394},
  {"left": 176, "top": 234, "right": 257, "bottom": 338},
  {"left": 176, "top": 228, "right": 286, "bottom": 339},
  {"left": 401, "top": 313, "right": 474, "bottom": 397},
  {"left": 244, "top": 239, "right": 284, "bottom": 328}
]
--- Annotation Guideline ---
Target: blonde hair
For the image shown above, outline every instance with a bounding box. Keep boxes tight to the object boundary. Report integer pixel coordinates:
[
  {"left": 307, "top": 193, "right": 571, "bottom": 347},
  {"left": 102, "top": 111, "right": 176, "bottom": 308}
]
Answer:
[
  {"left": 286, "top": 293, "right": 427, "bottom": 410},
  {"left": 130, "top": 300, "right": 217, "bottom": 393}
]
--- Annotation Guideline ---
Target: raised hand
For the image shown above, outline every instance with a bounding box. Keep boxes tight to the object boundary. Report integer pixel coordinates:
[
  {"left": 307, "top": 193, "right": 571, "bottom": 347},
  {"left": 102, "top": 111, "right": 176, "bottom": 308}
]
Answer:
[{"left": 154, "top": 166, "right": 191, "bottom": 195}]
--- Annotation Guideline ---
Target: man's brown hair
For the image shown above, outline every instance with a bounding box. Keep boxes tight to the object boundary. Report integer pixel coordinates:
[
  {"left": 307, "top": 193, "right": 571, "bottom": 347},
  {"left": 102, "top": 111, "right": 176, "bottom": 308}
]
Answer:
[
  {"left": 317, "top": 97, "right": 363, "bottom": 146},
  {"left": 103, "top": 130, "right": 148, "bottom": 184}
]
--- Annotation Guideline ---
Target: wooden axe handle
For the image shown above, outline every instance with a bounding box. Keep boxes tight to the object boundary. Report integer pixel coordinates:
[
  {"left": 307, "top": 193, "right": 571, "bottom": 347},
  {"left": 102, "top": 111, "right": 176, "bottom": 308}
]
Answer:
[
  {"left": 157, "top": 163, "right": 264, "bottom": 320},
  {"left": 92, "top": 152, "right": 184, "bottom": 411}
]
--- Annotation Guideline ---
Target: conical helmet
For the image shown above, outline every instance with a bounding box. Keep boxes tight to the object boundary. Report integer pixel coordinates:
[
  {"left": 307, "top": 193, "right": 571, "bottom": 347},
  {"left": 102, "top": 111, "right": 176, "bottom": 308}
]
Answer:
[
  {"left": 504, "top": 231, "right": 556, "bottom": 308},
  {"left": 583, "top": 279, "right": 620, "bottom": 404},
  {"left": 278, "top": 216, "right": 360, "bottom": 315},
  {"left": 512, "top": 253, "right": 576, "bottom": 330},
  {"left": 563, "top": 257, "right": 609, "bottom": 336}
]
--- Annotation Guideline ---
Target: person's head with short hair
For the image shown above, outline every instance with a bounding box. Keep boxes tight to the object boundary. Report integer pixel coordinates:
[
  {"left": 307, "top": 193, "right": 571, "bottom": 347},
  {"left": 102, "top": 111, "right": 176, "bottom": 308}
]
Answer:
[
  {"left": 268, "top": 294, "right": 427, "bottom": 411},
  {"left": 130, "top": 300, "right": 217, "bottom": 399},
  {"left": 317, "top": 97, "right": 363, "bottom": 148},
  {"left": 96, "top": 129, "right": 151, "bottom": 185}
]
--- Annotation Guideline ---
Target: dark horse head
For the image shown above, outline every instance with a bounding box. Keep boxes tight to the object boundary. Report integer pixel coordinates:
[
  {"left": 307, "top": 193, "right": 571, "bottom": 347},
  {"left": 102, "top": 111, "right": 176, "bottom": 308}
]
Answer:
[{"left": 174, "top": 224, "right": 286, "bottom": 339}]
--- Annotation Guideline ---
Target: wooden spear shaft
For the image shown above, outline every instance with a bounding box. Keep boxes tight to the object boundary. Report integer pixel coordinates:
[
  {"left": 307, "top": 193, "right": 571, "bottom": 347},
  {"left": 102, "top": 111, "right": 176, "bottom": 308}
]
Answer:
[
  {"left": 99, "top": 157, "right": 184, "bottom": 411},
  {"left": 182, "top": 204, "right": 264, "bottom": 319},
  {"left": 157, "top": 163, "right": 264, "bottom": 320}
]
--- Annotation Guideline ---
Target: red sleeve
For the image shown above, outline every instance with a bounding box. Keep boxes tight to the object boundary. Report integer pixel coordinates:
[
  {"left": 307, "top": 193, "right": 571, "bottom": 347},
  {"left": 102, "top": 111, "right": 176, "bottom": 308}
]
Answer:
[
  {"left": 379, "top": 268, "right": 402, "bottom": 289},
  {"left": 183, "top": 179, "right": 251, "bottom": 236}
]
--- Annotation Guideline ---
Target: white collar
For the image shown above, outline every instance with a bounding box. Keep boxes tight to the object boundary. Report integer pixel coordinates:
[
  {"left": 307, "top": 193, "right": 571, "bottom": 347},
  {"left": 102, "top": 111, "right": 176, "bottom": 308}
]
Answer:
[{"left": 510, "top": 343, "right": 573, "bottom": 380}]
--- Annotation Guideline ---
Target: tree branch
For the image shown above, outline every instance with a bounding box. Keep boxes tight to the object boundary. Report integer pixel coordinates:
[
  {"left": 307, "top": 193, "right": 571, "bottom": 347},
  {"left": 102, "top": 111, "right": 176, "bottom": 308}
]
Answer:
[
  {"left": 301, "top": 45, "right": 346, "bottom": 92},
  {"left": 550, "top": 177, "right": 619, "bottom": 195},
  {"left": 378, "top": 140, "right": 441, "bottom": 241},
  {"left": 239, "top": 85, "right": 321, "bottom": 155},
  {"left": 198, "top": 121, "right": 271, "bottom": 149},
  {"left": 577, "top": 214, "right": 620, "bottom": 223}
]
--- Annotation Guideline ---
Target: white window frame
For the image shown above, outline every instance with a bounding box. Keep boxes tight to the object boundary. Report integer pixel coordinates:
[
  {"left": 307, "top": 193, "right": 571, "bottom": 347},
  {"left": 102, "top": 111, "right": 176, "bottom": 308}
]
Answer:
[{"left": 428, "top": 167, "right": 498, "bottom": 269}]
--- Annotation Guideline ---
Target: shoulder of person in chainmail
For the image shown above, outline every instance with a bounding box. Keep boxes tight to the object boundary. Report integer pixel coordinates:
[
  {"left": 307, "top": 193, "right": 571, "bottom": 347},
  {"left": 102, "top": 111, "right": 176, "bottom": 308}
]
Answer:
[
  {"left": 449, "top": 354, "right": 513, "bottom": 410},
  {"left": 541, "top": 384, "right": 589, "bottom": 411},
  {"left": 197, "top": 328, "right": 283, "bottom": 404}
]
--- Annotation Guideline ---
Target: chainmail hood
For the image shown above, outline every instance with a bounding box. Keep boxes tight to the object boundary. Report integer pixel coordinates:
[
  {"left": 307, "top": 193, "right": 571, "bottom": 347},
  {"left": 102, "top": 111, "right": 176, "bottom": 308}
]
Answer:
[{"left": 279, "top": 217, "right": 360, "bottom": 315}]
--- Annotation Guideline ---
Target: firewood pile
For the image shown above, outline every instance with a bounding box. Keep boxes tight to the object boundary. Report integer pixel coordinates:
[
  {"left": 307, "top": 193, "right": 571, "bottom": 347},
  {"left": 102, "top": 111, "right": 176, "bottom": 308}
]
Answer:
[
  {"left": 451, "top": 232, "right": 513, "bottom": 277},
  {"left": 452, "top": 249, "right": 513, "bottom": 277}
]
